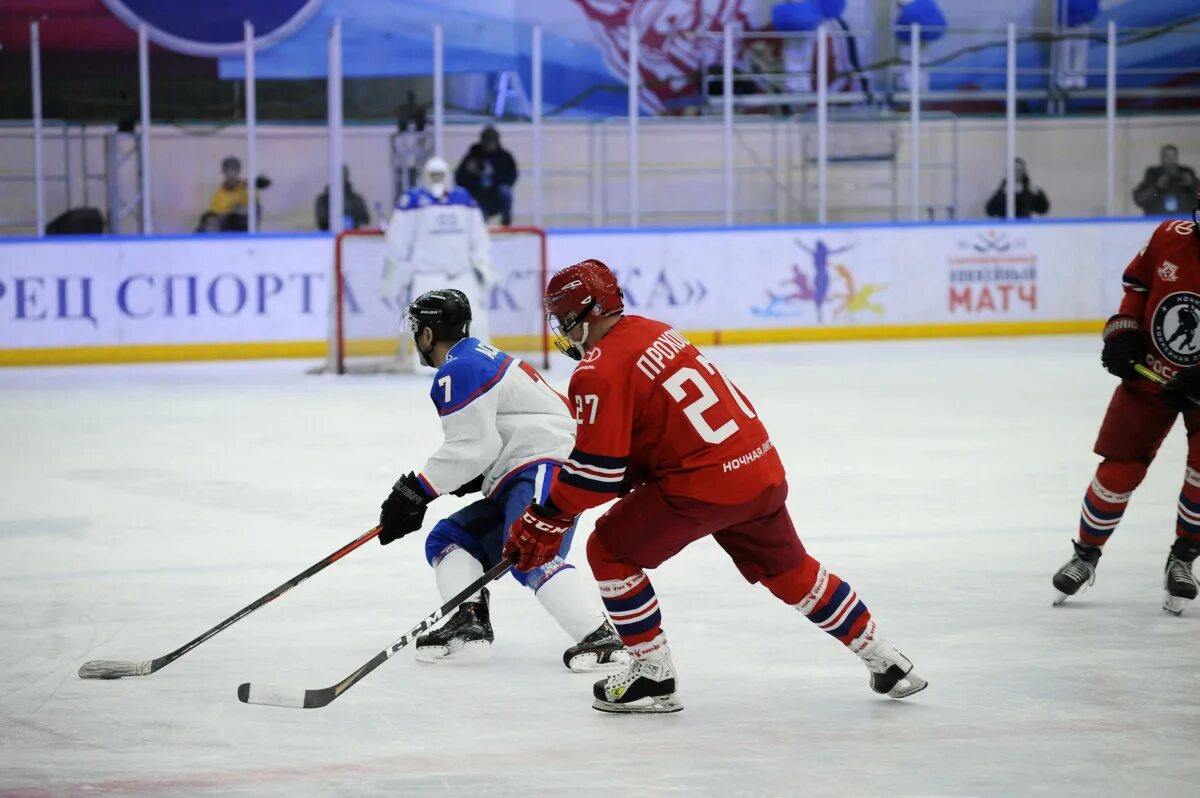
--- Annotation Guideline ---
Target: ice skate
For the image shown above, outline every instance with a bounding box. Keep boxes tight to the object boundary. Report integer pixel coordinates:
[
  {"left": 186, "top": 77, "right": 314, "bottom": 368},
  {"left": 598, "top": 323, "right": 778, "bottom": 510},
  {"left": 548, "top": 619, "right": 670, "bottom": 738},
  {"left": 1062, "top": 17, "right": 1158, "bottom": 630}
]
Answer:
[
  {"left": 592, "top": 643, "right": 682, "bottom": 714},
  {"left": 1163, "top": 539, "right": 1200, "bottom": 616},
  {"left": 415, "top": 588, "right": 494, "bottom": 663},
  {"left": 1052, "top": 539, "right": 1102, "bottom": 605},
  {"left": 563, "top": 620, "right": 631, "bottom": 673},
  {"left": 858, "top": 637, "right": 927, "bottom": 699}
]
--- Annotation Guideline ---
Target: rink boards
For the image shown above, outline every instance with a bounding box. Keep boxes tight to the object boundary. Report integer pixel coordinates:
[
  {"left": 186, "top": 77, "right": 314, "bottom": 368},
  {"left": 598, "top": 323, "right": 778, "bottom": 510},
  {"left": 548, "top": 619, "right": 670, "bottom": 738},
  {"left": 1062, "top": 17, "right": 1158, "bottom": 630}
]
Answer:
[{"left": 0, "top": 218, "right": 1163, "bottom": 366}]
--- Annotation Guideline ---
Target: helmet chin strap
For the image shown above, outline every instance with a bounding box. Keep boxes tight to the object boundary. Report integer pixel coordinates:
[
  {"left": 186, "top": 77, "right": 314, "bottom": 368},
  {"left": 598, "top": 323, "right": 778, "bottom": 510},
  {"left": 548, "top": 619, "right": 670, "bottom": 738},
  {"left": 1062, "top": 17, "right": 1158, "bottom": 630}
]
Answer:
[{"left": 568, "top": 321, "right": 590, "bottom": 361}]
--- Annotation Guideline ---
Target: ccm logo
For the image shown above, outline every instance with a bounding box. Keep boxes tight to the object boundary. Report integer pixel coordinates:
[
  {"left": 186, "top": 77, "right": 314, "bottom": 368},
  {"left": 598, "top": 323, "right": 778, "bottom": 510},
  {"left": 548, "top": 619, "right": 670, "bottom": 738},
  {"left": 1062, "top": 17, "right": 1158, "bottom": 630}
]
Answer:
[{"left": 522, "top": 512, "right": 566, "bottom": 534}]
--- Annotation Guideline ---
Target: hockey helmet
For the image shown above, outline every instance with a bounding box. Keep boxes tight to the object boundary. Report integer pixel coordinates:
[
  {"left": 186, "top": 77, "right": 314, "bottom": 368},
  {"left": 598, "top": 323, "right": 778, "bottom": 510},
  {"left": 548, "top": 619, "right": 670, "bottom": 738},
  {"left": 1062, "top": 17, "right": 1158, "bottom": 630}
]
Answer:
[
  {"left": 544, "top": 260, "right": 624, "bottom": 360},
  {"left": 422, "top": 156, "right": 451, "bottom": 199},
  {"left": 406, "top": 289, "right": 471, "bottom": 347}
]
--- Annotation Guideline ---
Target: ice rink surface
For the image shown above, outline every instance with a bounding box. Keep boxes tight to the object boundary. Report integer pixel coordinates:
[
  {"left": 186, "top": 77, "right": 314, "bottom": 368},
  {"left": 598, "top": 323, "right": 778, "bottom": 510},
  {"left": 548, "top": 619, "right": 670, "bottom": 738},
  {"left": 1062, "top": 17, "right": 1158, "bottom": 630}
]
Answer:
[{"left": 2, "top": 335, "right": 1199, "bottom": 797}]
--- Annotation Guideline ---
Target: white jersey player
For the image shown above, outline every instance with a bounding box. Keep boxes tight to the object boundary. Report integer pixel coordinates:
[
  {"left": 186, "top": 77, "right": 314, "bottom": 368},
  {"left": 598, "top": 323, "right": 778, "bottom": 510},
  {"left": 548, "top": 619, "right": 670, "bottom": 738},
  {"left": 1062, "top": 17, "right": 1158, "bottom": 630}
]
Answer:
[
  {"left": 376, "top": 288, "right": 628, "bottom": 670},
  {"left": 384, "top": 157, "right": 495, "bottom": 346}
]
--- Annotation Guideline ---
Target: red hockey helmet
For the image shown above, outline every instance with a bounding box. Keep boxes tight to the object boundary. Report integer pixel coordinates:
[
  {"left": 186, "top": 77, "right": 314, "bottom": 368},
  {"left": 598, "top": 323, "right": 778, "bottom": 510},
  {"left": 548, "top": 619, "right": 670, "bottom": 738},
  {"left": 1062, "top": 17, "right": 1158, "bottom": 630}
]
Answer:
[{"left": 544, "top": 259, "right": 624, "bottom": 360}]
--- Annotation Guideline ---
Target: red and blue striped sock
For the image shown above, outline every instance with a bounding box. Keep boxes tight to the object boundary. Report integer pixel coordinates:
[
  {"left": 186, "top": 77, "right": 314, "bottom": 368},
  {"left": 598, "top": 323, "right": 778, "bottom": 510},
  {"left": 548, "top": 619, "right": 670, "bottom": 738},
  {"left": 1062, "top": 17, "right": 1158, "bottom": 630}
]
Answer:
[
  {"left": 1176, "top": 467, "right": 1200, "bottom": 543},
  {"left": 1079, "top": 475, "right": 1130, "bottom": 547},
  {"left": 597, "top": 571, "right": 664, "bottom": 657}
]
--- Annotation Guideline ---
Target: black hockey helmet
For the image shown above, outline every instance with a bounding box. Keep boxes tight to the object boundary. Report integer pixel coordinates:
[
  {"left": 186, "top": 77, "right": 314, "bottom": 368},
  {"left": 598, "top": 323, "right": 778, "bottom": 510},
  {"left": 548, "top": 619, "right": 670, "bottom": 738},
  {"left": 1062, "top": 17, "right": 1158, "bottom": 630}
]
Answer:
[{"left": 406, "top": 289, "right": 472, "bottom": 347}]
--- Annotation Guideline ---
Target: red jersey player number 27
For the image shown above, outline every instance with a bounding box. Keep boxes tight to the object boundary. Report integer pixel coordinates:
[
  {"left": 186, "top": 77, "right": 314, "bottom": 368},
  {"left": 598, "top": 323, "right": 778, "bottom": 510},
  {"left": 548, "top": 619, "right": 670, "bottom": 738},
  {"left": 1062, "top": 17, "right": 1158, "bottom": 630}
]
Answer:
[{"left": 573, "top": 335, "right": 757, "bottom": 447}]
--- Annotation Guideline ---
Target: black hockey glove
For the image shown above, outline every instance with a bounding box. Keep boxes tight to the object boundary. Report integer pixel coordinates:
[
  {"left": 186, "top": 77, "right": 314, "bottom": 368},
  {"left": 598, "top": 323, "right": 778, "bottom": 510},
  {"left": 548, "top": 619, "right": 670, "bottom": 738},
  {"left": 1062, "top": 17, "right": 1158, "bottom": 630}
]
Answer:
[
  {"left": 1100, "top": 314, "right": 1144, "bottom": 381},
  {"left": 1162, "top": 367, "right": 1200, "bottom": 412},
  {"left": 379, "top": 472, "right": 432, "bottom": 545},
  {"left": 451, "top": 475, "right": 484, "bottom": 496}
]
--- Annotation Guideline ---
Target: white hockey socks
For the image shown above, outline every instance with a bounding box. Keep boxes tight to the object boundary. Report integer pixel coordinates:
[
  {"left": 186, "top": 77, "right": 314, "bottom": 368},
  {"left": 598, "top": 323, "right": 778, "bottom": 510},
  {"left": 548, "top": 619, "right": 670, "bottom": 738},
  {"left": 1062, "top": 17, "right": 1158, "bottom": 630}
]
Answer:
[
  {"left": 433, "top": 545, "right": 485, "bottom": 603},
  {"left": 534, "top": 565, "right": 606, "bottom": 642}
]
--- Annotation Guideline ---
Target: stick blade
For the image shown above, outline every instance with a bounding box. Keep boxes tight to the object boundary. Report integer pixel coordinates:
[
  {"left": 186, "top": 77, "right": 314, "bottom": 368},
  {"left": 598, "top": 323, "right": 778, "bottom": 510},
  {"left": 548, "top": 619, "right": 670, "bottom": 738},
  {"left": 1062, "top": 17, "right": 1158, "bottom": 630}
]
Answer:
[
  {"left": 78, "top": 659, "right": 153, "bottom": 679},
  {"left": 237, "top": 682, "right": 310, "bottom": 709}
]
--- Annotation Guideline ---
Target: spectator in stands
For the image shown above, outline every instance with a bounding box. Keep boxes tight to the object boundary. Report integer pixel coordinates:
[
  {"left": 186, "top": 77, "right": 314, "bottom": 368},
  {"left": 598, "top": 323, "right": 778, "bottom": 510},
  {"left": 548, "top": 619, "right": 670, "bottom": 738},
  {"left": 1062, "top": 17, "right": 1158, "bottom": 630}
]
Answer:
[
  {"left": 208, "top": 155, "right": 270, "bottom": 231},
  {"left": 315, "top": 165, "right": 371, "bottom": 231},
  {"left": 455, "top": 126, "right": 518, "bottom": 226},
  {"left": 195, "top": 211, "right": 222, "bottom": 233},
  {"left": 1133, "top": 144, "right": 1198, "bottom": 216},
  {"left": 986, "top": 157, "right": 1051, "bottom": 218}
]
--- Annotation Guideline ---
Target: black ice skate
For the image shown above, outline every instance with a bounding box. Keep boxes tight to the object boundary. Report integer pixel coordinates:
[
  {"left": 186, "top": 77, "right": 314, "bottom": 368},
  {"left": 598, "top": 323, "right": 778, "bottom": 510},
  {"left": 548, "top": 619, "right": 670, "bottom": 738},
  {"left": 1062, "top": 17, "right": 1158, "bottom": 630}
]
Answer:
[
  {"left": 415, "top": 588, "right": 494, "bottom": 664},
  {"left": 562, "top": 620, "right": 631, "bottom": 673},
  {"left": 858, "top": 638, "right": 928, "bottom": 699},
  {"left": 1052, "top": 539, "right": 1102, "bottom": 606},
  {"left": 592, "top": 647, "right": 682, "bottom": 714},
  {"left": 1163, "top": 538, "right": 1200, "bottom": 616}
]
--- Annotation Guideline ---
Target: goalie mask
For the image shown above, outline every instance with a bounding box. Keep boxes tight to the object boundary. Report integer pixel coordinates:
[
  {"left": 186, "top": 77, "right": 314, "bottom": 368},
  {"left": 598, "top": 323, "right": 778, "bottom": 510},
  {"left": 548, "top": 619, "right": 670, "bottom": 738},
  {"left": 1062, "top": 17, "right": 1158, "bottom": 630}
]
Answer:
[
  {"left": 544, "top": 260, "right": 624, "bottom": 360},
  {"left": 406, "top": 289, "right": 472, "bottom": 367},
  {"left": 422, "top": 156, "right": 451, "bottom": 199}
]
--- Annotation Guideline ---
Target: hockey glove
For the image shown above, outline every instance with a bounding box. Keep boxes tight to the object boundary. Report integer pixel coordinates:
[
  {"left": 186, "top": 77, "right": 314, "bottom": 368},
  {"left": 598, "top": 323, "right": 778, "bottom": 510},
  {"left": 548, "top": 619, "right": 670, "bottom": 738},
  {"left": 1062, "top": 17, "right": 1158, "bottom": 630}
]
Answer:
[
  {"left": 1100, "top": 315, "right": 1144, "bottom": 381},
  {"left": 379, "top": 473, "right": 433, "bottom": 545},
  {"left": 451, "top": 475, "right": 485, "bottom": 497},
  {"left": 1162, "top": 367, "right": 1200, "bottom": 412},
  {"left": 504, "top": 501, "right": 573, "bottom": 571}
]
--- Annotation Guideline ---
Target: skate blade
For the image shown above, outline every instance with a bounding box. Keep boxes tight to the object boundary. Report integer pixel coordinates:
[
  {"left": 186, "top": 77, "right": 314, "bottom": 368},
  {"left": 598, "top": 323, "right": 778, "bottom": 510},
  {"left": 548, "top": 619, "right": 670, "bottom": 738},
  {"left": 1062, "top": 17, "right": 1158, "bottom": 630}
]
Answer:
[
  {"left": 1052, "top": 590, "right": 1072, "bottom": 606},
  {"left": 414, "top": 640, "right": 494, "bottom": 665},
  {"left": 592, "top": 694, "right": 683, "bottom": 714},
  {"left": 567, "top": 650, "right": 633, "bottom": 674},
  {"left": 1162, "top": 593, "right": 1192, "bottom": 616},
  {"left": 886, "top": 672, "right": 928, "bottom": 699}
]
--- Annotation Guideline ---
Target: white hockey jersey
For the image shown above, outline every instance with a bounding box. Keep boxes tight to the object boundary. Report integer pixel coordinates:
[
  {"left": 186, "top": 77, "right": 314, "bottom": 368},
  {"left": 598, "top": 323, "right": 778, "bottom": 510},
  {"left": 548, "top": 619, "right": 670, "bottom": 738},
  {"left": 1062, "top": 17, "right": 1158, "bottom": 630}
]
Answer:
[
  {"left": 414, "top": 337, "right": 575, "bottom": 498},
  {"left": 385, "top": 187, "right": 494, "bottom": 286}
]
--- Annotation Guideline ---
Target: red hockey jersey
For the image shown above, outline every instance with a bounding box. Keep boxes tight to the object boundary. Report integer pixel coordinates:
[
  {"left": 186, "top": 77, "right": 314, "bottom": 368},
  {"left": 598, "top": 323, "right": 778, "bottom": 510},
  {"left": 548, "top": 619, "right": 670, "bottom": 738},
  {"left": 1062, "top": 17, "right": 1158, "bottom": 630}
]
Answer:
[
  {"left": 1118, "top": 219, "right": 1200, "bottom": 391},
  {"left": 547, "top": 315, "right": 785, "bottom": 516}
]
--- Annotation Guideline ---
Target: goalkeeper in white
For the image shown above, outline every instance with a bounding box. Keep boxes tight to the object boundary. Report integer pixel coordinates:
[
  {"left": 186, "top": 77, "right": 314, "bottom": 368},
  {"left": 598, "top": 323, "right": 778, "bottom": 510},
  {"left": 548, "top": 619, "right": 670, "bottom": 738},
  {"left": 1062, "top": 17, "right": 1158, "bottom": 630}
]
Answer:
[{"left": 385, "top": 157, "right": 496, "bottom": 351}]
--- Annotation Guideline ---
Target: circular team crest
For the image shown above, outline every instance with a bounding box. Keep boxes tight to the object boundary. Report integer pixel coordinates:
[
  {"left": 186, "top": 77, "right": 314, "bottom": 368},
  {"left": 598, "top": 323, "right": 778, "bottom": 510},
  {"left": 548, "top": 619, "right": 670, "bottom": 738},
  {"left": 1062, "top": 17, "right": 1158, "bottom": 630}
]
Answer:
[{"left": 1153, "top": 292, "right": 1200, "bottom": 366}]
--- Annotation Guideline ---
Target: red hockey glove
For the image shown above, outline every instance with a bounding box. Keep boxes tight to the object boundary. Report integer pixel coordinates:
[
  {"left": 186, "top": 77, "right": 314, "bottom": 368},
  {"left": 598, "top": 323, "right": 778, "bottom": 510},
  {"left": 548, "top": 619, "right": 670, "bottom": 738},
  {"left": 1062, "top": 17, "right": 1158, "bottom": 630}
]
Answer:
[{"left": 504, "top": 502, "right": 573, "bottom": 571}]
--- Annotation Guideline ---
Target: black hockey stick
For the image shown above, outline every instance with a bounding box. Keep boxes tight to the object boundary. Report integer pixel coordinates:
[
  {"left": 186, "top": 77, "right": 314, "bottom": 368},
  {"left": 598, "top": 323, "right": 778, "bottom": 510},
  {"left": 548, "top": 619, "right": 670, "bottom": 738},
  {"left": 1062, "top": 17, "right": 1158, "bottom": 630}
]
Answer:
[
  {"left": 78, "top": 525, "right": 383, "bottom": 680},
  {"left": 237, "top": 553, "right": 516, "bottom": 709}
]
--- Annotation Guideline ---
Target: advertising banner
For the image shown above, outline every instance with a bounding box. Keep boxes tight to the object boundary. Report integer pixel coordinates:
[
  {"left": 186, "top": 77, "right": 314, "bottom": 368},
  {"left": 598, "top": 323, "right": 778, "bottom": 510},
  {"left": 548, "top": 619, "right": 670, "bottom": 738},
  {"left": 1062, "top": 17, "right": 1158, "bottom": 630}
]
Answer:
[
  {"left": 546, "top": 220, "right": 1155, "bottom": 335},
  {"left": 0, "top": 219, "right": 1165, "bottom": 365}
]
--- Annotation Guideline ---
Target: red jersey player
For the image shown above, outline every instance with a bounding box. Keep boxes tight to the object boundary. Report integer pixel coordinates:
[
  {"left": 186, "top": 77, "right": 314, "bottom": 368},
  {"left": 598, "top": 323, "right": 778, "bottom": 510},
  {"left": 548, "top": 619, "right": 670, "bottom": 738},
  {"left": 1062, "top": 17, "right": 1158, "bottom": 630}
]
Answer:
[
  {"left": 504, "top": 259, "right": 927, "bottom": 713},
  {"left": 1053, "top": 195, "right": 1200, "bottom": 614}
]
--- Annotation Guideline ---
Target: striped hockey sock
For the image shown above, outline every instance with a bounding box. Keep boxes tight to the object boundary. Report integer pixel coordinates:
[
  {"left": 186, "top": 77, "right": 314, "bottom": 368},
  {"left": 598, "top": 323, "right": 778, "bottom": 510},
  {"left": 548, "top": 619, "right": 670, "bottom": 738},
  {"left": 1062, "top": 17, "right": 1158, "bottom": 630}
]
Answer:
[
  {"left": 597, "top": 571, "right": 664, "bottom": 657},
  {"left": 1176, "top": 467, "right": 1200, "bottom": 543},
  {"left": 792, "top": 561, "right": 874, "bottom": 653},
  {"left": 1079, "top": 475, "right": 1130, "bottom": 547}
]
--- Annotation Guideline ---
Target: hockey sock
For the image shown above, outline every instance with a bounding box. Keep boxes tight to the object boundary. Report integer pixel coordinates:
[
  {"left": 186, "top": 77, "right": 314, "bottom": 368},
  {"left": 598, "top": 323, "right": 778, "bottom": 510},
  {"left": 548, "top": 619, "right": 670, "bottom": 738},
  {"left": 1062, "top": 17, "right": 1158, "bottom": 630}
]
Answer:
[
  {"left": 432, "top": 545, "right": 485, "bottom": 603},
  {"left": 533, "top": 563, "right": 606, "bottom": 642},
  {"left": 1176, "top": 467, "right": 1200, "bottom": 544},
  {"left": 1079, "top": 463, "right": 1139, "bottom": 547},
  {"left": 596, "top": 572, "right": 663, "bottom": 656},
  {"left": 763, "top": 555, "right": 873, "bottom": 650},
  {"left": 587, "top": 533, "right": 665, "bottom": 656}
]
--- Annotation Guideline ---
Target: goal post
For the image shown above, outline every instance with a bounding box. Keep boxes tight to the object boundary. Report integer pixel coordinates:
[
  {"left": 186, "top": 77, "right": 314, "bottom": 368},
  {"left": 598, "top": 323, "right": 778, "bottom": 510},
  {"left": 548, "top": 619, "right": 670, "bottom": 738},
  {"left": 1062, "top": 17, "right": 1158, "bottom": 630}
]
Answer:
[{"left": 327, "top": 226, "right": 550, "bottom": 374}]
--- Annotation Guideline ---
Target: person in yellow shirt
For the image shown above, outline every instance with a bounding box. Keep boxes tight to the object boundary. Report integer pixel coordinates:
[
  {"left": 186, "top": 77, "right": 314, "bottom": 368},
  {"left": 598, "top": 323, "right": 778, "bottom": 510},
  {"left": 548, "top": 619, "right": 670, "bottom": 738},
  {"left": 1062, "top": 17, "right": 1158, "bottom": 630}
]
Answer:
[{"left": 209, "top": 155, "right": 271, "bottom": 231}]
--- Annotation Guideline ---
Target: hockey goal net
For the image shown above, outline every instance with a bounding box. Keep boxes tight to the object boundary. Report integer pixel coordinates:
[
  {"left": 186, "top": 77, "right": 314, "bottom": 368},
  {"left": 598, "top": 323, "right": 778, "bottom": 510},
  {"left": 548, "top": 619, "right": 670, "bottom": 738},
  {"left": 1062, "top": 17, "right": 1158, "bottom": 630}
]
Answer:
[{"left": 326, "top": 226, "right": 550, "bottom": 374}]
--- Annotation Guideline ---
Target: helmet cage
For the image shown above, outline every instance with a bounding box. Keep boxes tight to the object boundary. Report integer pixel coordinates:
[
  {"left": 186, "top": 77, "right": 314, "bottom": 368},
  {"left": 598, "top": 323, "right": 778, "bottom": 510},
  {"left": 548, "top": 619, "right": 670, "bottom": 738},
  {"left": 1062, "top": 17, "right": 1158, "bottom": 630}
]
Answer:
[{"left": 546, "top": 299, "right": 597, "bottom": 360}]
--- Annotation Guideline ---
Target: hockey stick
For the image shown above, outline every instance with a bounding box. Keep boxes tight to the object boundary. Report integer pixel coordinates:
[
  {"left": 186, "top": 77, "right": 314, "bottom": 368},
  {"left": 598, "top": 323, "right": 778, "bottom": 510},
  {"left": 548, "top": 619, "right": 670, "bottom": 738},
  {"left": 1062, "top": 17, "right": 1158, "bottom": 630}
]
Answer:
[
  {"left": 78, "top": 525, "right": 383, "bottom": 680},
  {"left": 237, "top": 553, "right": 516, "bottom": 709},
  {"left": 1134, "top": 362, "right": 1200, "bottom": 406}
]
